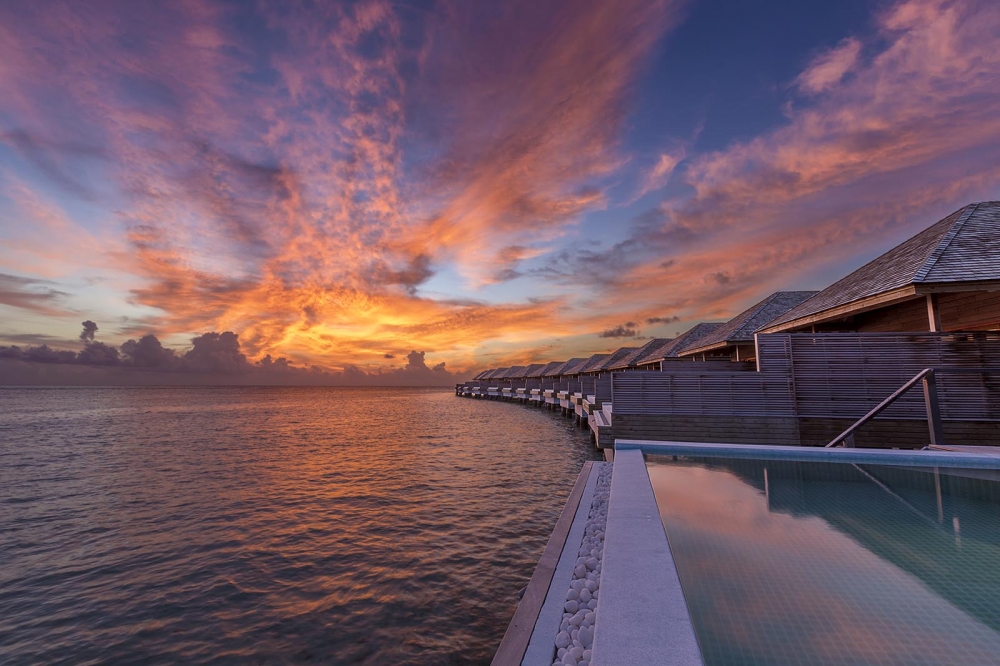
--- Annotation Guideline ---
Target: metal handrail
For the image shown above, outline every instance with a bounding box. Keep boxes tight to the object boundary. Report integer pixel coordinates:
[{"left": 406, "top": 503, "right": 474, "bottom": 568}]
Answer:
[{"left": 826, "top": 368, "right": 944, "bottom": 448}]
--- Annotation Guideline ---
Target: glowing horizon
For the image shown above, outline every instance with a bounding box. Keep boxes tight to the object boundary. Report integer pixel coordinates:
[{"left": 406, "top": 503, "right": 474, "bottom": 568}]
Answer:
[{"left": 2, "top": 0, "right": 1000, "bottom": 376}]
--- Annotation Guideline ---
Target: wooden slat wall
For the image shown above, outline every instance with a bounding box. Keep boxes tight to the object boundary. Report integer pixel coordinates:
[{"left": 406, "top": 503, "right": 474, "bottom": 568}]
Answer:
[
  {"left": 594, "top": 375, "right": 613, "bottom": 403},
  {"left": 762, "top": 332, "right": 1000, "bottom": 421},
  {"left": 612, "top": 333, "right": 999, "bottom": 422},
  {"left": 611, "top": 370, "right": 795, "bottom": 416}
]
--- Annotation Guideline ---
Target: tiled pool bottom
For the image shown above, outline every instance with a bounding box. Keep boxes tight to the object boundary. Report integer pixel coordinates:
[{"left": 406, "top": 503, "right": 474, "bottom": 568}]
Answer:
[{"left": 645, "top": 455, "right": 1000, "bottom": 666}]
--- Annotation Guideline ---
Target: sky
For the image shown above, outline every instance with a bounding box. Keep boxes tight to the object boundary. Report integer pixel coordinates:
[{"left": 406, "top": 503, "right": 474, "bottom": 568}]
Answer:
[{"left": 2, "top": 0, "right": 1000, "bottom": 381}]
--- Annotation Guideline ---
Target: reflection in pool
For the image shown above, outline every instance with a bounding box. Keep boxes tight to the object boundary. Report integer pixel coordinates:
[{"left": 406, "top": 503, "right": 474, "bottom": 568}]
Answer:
[{"left": 646, "top": 455, "right": 1000, "bottom": 666}]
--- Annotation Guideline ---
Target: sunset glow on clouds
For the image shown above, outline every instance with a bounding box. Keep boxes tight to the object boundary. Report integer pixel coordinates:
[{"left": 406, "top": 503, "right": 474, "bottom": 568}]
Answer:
[{"left": 2, "top": 0, "right": 999, "bottom": 377}]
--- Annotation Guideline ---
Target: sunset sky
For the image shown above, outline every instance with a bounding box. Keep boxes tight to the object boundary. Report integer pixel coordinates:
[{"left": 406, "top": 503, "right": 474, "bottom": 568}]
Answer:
[{"left": 2, "top": 0, "right": 1000, "bottom": 376}]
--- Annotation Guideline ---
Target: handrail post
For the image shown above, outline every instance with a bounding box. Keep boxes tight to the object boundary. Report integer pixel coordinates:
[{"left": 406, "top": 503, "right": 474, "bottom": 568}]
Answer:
[{"left": 922, "top": 371, "right": 945, "bottom": 448}]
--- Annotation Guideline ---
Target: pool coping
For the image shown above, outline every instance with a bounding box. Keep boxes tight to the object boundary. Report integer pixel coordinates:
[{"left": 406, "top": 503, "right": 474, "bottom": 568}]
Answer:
[
  {"left": 615, "top": 439, "right": 1000, "bottom": 469},
  {"left": 591, "top": 448, "right": 704, "bottom": 665}
]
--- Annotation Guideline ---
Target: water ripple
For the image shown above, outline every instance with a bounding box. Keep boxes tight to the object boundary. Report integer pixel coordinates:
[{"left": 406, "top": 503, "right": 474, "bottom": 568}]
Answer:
[{"left": 0, "top": 386, "right": 598, "bottom": 664}]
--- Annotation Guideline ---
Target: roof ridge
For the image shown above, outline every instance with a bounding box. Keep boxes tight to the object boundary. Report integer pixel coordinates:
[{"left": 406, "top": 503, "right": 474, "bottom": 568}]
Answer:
[{"left": 914, "top": 202, "right": 980, "bottom": 282}]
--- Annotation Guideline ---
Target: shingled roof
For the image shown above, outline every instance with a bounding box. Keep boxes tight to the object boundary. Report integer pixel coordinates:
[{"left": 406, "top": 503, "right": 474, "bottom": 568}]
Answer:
[
  {"left": 486, "top": 367, "right": 508, "bottom": 380},
  {"left": 547, "top": 357, "right": 587, "bottom": 376},
  {"left": 559, "top": 357, "right": 592, "bottom": 376},
  {"left": 607, "top": 338, "right": 672, "bottom": 370},
  {"left": 763, "top": 202, "right": 1000, "bottom": 332},
  {"left": 502, "top": 365, "right": 526, "bottom": 379},
  {"left": 681, "top": 291, "right": 818, "bottom": 356},
  {"left": 523, "top": 363, "right": 547, "bottom": 378},
  {"left": 635, "top": 323, "right": 723, "bottom": 364},
  {"left": 579, "top": 353, "right": 611, "bottom": 373},
  {"left": 538, "top": 361, "right": 567, "bottom": 377},
  {"left": 592, "top": 347, "right": 638, "bottom": 372}
]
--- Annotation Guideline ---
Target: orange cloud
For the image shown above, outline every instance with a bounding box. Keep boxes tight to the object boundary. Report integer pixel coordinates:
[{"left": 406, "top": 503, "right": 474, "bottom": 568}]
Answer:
[
  {"left": 571, "top": 0, "right": 1000, "bottom": 326},
  {"left": 2, "top": 0, "right": 999, "bottom": 375}
]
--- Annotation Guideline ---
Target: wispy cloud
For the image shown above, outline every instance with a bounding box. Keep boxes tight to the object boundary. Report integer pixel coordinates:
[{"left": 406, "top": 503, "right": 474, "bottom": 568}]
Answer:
[
  {"left": 0, "top": 0, "right": 998, "bottom": 374},
  {"left": 795, "top": 38, "right": 862, "bottom": 94},
  {"left": 562, "top": 0, "right": 1000, "bottom": 322},
  {"left": 0, "top": 273, "right": 72, "bottom": 316}
]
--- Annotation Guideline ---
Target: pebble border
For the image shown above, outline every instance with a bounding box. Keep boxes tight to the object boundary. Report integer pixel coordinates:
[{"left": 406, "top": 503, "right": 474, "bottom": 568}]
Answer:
[{"left": 551, "top": 463, "right": 611, "bottom": 666}]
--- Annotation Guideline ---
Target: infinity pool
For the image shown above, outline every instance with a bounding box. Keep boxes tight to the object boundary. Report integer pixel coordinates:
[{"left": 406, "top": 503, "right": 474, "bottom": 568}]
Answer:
[{"left": 646, "top": 454, "right": 1000, "bottom": 666}]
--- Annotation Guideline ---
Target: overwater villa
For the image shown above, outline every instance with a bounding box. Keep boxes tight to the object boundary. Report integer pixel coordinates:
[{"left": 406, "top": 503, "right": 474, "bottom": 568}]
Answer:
[
  {"left": 467, "top": 203, "right": 1000, "bottom": 666},
  {"left": 460, "top": 202, "right": 1000, "bottom": 451}
]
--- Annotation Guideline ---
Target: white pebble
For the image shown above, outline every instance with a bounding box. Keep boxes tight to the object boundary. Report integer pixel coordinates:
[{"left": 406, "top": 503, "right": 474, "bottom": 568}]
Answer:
[{"left": 550, "top": 463, "right": 612, "bottom": 663}]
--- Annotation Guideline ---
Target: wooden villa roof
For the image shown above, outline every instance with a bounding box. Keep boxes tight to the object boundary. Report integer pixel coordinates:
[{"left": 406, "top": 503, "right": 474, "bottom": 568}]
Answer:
[
  {"left": 762, "top": 202, "right": 1000, "bottom": 332},
  {"left": 473, "top": 370, "right": 492, "bottom": 380},
  {"left": 523, "top": 363, "right": 547, "bottom": 378},
  {"left": 486, "top": 367, "right": 508, "bottom": 380},
  {"left": 547, "top": 358, "right": 587, "bottom": 377},
  {"left": 559, "top": 357, "right": 592, "bottom": 376},
  {"left": 579, "top": 353, "right": 611, "bottom": 373},
  {"left": 681, "top": 291, "right": 818, "bottom": 356},
  {"left": 592, "top": 347, "right": 638, "bottom": 372},
  {"left": 635, "top": 323, "right": 723, "bottom": 364},
  {"left": 607, "top": 338, "right": 672, "bottom": 370},
  {"left": 538, "top": 361, "right": 567, "bottom": 377},
  {"left": 502, "top": 365, "right": 527, "bottom": 379}
]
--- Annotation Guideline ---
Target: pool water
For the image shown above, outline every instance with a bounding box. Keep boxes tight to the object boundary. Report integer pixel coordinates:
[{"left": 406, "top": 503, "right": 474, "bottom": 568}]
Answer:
[{"left": 646, "top": 455, "right": 1000, "bottom": 666}]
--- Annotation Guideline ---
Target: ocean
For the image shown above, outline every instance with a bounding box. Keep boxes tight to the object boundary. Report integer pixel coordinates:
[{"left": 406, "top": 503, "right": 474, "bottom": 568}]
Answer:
[{"left": 0, "top": 386, "right": 598, "bottom": 664}]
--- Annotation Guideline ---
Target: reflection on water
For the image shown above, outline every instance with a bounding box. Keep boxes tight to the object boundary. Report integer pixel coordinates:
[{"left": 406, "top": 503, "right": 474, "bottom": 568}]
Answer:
[
  {"left": 0, "top": 387, "right": 597, "bottom": 664},
  {"left": 646, "top": 456, "right": 1000, "bottom": 666}
]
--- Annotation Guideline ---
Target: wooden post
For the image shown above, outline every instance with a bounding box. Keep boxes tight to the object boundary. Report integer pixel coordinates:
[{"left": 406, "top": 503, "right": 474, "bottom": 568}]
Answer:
[
  {"left": 922, "top": 371, "right": 945, "bottom": 447},
  {"left": 926, "top": 293, "right": 942, "bottom": 332}
]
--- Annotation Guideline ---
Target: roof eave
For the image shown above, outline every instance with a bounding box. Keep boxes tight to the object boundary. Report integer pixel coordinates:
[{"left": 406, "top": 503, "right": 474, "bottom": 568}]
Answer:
[
  {"left": 915, "top": 279, "right": 1000, "bottom": 293},
  {"left": 677, "top": 339, "right": 741, "bottom": 356},
  {"left": 759, "top": 285, "right": 919, "bottom": 333}
]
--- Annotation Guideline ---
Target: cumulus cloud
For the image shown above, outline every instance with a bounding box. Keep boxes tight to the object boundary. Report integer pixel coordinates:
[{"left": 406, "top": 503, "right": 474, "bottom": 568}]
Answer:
[
  {"left": 120, "top": 335, "right": 178, "bottom": 368},
  {"left": 0, "top": 324, "right": 465, "bottom": 386},
  {"left": 77, "top": 341, "right": 120, "bottom": 365},
  {"left": 599, "top": 322, "right": 639, "bottom": 338},
  {"left": 79, "top": 320, "right": 98, "bottom": 342}
]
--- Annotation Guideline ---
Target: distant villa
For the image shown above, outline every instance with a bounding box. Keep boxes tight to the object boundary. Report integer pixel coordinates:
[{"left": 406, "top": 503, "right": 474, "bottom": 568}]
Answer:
[{"left": 458, "top": 201, "right": 1000, "bottom": 451}]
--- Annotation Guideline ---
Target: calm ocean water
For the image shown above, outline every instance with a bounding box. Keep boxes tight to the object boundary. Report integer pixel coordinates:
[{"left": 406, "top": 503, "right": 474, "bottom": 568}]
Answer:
[{"left": 0, "top": 386, "right": 598, "bottom": 664}]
